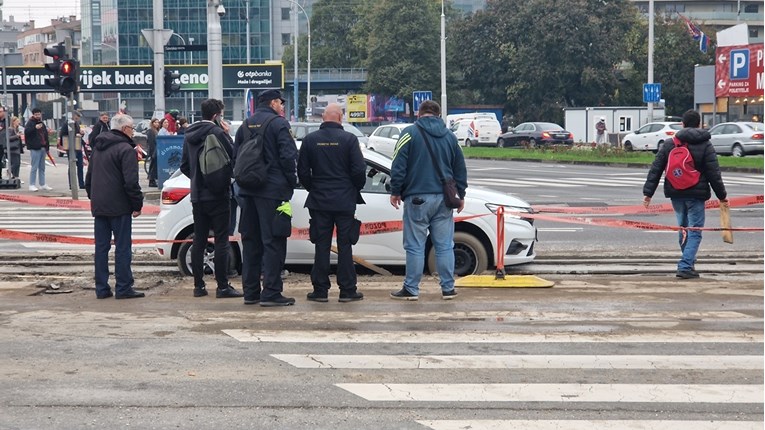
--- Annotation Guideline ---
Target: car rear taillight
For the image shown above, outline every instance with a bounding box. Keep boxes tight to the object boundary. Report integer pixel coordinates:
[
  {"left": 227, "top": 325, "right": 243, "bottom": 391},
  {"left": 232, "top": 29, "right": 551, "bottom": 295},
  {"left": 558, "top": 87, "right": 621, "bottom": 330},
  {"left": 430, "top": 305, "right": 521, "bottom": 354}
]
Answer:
[
  {"left": 752, "top": 133, "right": 764, "bottom": 140},
  {"left": 568, "top": 133, "right": 573, "bottom": 139},
  {"left": 665, "top": 131, "right": 676, "bottom": 136},
  {"left": 161, "top": 187, "right": 190, "bottom": 205},
  {"left": 542, "top": 132, "right": 551, "bottom": 139}
]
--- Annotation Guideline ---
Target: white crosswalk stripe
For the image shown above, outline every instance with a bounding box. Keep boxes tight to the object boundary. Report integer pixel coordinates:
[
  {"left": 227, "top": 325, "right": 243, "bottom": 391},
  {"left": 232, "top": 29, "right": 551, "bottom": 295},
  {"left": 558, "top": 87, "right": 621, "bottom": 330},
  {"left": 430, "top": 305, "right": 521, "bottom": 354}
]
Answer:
[
  {"left": 469, "top": 174, "right": 763, "bottom": 188},
  {"left": 225, "top": 308, "right": 763, "bottom": 428},
  {"left": 0, "top": 202, "right": 157, "bottom": 247}
]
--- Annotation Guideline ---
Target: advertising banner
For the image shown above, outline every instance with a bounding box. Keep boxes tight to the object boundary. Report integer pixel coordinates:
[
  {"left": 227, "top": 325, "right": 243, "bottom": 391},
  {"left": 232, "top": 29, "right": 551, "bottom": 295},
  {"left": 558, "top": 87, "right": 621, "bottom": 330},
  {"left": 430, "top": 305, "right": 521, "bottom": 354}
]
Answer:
[
  {"left": 346, "top": 94, "right": 368, "bottom": 123},
  {"left": 0, "top": 63, "right": 284, "bottom": 93},
  {"left": 715, "top": 43, "right": 764, "bottom": 97}
]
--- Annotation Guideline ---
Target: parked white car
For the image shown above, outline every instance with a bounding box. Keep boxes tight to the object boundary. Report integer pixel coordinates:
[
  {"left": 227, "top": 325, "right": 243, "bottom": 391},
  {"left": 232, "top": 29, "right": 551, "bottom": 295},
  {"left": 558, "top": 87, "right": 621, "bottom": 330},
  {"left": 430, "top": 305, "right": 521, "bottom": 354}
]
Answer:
[
  {"left": 366, "top": 123, "right": 410, "bottom": 157},
  {"left": 155, "top": 150, "right": 537, "bottom": 277},
  {"left": 708, "top": 122, "right": 764, "bottom": 157},
  {"left": 451, "top": 118, "right": 502, "bottom": 147},
  {"left": 622, "top": 122, "right": 682, "bottom": 152}
]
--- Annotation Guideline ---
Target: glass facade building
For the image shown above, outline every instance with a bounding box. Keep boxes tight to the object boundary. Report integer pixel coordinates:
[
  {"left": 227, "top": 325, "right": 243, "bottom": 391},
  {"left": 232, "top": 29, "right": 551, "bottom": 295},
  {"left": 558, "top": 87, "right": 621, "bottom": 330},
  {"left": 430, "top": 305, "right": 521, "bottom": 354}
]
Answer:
[{"left": 81, "top": 0, "right": 274, "bottom": 118}]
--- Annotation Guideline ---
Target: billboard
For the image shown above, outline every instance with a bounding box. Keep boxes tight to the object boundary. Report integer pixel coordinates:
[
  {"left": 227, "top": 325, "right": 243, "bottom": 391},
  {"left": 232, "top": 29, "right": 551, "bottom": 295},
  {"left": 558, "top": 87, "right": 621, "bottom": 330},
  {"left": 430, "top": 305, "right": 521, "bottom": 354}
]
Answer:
[
  {"left": 715, "top": 43, "right": 764, "bottom": 98},
  {"left": 346, "top": 94, "right": 367, "bottom": 122}
]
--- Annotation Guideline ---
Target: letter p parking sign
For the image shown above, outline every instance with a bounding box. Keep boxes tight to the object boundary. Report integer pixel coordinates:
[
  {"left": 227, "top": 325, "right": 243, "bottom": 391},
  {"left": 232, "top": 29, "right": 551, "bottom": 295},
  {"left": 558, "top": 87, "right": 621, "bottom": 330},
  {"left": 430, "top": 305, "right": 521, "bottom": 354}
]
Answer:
[{"left": 730, "top": 49, "right": 750, "bottom": 80}]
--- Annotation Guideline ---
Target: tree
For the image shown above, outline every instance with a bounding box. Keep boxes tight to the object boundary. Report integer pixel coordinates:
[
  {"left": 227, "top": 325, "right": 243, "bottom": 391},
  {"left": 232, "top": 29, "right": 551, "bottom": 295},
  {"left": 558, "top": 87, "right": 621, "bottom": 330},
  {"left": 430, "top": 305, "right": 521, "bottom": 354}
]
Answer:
[
  {"left": 453, "top": 0, "right": 640, "bottom": 123},
  {"left": 353, "top": 0, "right": 442, "bottom": 101},
  {"left": 282, "top": 0, "right": 365, "bottom": 71},
  {"left": 617, "top": 15, "right": 714, "bottom": 116}
]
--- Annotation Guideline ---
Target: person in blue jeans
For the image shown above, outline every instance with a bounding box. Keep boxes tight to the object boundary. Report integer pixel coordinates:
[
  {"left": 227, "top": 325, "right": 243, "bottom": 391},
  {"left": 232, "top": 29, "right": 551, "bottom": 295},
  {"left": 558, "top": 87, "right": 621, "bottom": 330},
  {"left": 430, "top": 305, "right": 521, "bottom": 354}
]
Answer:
[
  {"left": 24, "top": 108, "right": 51, "bottom": 191},
  {"left": 85, "top": 114, "right": 145, "bottom": 299},
  {"left": 642, "top": 109, "right": 727, "bottom": 279},
  {"left": 389, "top": 100, "right": 468, "bottom": 300}
]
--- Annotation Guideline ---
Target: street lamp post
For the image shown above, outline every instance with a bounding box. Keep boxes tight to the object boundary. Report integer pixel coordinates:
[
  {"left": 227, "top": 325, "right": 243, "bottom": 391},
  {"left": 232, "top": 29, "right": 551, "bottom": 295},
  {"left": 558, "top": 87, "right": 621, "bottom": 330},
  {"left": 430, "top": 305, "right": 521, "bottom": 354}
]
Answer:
[
  {"left": 189, "top": 37, "right": 195, "bottom": 122},
  {"left": 172, "top": 33, "right": 187, "bottom": 118},
  {"left": 440, "top": 0, "right": 447, "bottom": 121},
  {"left": 285, "top": 0, "right": 311, "bottom": 119}
]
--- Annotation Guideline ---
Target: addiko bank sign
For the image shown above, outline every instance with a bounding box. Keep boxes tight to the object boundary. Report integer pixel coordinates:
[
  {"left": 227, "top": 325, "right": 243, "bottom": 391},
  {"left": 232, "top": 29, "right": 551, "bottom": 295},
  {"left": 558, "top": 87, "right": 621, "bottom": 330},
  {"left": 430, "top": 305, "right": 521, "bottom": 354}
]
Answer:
[
  {"left": 0, "top": 63, "right": 284, "bottom": 93},
  {"left": 715, "top": 43, "right": 764, "bottom": 98}
]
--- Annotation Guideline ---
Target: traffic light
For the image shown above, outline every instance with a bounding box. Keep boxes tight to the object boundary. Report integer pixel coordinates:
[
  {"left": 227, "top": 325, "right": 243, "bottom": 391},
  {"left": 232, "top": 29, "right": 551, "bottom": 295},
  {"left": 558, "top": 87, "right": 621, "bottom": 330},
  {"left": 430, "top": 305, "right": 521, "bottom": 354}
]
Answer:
[
  {"left": 164, "top": 69, "right": 181, "bottom": 97},
  {"left": 43, "top": 42, "right": 78, "bottom": 96},
  {"left": 59, "top": 59, "right": 78, "bottom": 96},
  {"left": 43, "top": 43, "right": 66, "bottom": 93}
]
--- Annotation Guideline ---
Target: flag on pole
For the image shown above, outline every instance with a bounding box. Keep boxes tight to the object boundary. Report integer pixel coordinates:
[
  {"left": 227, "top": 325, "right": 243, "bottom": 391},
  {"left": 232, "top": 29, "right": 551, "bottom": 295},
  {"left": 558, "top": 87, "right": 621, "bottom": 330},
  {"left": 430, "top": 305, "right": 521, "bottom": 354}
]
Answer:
[{"left": 678, "top": 14, "right": 709, "bottom": 53}]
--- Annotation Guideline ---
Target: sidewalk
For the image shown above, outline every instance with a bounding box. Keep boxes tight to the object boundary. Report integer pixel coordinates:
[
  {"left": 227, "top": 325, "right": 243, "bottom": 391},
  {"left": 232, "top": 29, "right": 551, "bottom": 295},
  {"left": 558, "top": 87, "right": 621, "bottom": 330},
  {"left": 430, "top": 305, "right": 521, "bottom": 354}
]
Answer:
[{"left": 6, "top": 151, "right": 160, "bottom": 201}]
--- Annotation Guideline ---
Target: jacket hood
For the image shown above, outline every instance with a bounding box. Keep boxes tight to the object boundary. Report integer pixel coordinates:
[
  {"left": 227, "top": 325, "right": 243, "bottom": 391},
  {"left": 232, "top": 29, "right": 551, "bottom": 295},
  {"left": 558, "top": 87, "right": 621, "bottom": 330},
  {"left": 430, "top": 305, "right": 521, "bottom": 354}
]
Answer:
[
  {"left": 184, "top": 121, "right": 218, "bottom": 147},
  {"left": 416, "top": 116, "right": 450, "bottom": 138},
  {"left": 94, "top": 130, "right": 134, "bottom": 151},
  {"left": 675, "top": 127, "right": 711, "bottom": 145}
]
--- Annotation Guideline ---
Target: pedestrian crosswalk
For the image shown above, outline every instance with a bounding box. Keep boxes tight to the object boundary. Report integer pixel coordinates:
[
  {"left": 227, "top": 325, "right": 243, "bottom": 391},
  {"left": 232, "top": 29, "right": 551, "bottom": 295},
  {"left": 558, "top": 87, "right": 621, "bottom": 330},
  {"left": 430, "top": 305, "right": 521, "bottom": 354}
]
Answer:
[
  {"left": 223, "top": 307, "right": 763, "bottom": 428},
  {"left": 0, "top": 202, "right": 157, "bottom": 248},
  {"left": 468, "top": 173, "right": 764, "bottom": 188}
]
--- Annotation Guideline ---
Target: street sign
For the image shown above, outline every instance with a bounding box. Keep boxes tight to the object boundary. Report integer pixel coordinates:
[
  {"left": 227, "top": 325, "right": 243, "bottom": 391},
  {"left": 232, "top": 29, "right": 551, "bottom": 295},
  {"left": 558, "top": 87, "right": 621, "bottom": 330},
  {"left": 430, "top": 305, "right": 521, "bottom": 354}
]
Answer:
[
  {"left": 642, "top": 83, "right": 661, "bottom": 103},
  {"left": 714, "top": 43, "right": 764, "bottom": 97},
  {"left": 412, "top": 90, "right": 432, "bottom": 113},
  {"left": 165, "top": 45, "right": 208, "bottom": 52}
]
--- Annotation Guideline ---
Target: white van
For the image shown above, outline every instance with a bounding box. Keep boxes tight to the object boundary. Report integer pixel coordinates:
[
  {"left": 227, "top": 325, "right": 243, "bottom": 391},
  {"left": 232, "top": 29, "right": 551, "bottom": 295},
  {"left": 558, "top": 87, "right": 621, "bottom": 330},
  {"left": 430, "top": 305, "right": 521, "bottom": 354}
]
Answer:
[
  {"left": 450, "top": 118, "right": 502, "bottom": 147},
  {"left": 446, "top": 112, "right": 497, "bottom": 128}
]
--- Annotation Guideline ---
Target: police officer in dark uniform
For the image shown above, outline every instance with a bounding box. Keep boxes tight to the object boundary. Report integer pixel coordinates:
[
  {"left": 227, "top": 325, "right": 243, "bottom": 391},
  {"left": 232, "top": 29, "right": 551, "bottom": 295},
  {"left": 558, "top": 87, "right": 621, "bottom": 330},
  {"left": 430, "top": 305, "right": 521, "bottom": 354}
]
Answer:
[
  {"left": 233, "top": 89, "right": 298, "bottom": 307},
  {"left": 297, "top": 103, "right": 366, "bottom": 302}
]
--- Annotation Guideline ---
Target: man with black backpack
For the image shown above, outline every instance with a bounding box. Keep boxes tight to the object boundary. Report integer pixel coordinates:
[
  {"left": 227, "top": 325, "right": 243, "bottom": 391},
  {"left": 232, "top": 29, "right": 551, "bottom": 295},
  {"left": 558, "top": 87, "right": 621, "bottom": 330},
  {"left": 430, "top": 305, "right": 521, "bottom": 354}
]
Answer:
[
  {"left": 180, "top": 98, "right": 243, "bottom": 299},
  {"left": 234, "top": 89, "right": 298, "bottom": 307},
  {"left": 642, "top": 109, "right": 728, "bottom": 279}
]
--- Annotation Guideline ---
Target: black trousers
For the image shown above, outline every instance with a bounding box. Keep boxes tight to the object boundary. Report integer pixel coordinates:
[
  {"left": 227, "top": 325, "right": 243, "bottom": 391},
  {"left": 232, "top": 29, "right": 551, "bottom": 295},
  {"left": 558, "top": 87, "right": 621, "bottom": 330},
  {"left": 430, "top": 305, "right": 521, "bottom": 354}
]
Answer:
[
  {"left": 309, "top": 209, "right": 357, "bottom": 293},
  {"left": 238, "top": 195, "right": 287, "bottom": 302},
  {"left": 191, "top": 200, "right": 231, "bottom": 290}
]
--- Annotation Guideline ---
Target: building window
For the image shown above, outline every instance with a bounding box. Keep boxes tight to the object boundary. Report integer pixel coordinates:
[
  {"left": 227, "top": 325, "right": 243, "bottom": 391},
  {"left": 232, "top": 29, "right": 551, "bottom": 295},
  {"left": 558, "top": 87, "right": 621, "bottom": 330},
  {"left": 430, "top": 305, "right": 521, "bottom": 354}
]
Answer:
[
  {"left": 744, "top": 3, "right": 759, "bottom": 13},
  {"left": 281, "top": 7, "right": 290, "bottom": 20},
  {"left": 664, "top": 3, "right": 685, "bottom": 13},
  {"left": 749, "top": 28, "right": 759, "bottom": 38},
  {"left": 282, "top": 33, "right": 291, "bottom": 46}
]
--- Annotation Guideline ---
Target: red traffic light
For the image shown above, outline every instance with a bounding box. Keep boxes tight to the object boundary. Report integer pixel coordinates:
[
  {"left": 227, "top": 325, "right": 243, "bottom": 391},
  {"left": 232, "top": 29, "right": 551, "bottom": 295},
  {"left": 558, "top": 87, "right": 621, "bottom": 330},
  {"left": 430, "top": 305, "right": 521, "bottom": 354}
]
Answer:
[{"left": 61, "top": 60, "right": 75, "bottom": 75}]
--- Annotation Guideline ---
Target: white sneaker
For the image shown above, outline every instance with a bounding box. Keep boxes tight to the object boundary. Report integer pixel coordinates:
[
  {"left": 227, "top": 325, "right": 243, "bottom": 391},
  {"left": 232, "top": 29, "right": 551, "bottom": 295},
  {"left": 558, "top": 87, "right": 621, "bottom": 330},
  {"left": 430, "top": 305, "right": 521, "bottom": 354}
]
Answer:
[
  {"left": 29, "top": 185, "right": 39, "bottom": 191},
  {"left": 40, "top": 185, "right": 53, "bottom": 191}
]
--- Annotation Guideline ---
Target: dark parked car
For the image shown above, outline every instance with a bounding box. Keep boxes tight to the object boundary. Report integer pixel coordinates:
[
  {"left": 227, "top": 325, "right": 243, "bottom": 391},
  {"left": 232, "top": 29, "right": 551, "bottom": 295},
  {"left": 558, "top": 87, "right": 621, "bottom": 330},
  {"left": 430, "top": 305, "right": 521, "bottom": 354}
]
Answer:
[{"left": 497, "top": 122, "right": 574, "bottom": 148}]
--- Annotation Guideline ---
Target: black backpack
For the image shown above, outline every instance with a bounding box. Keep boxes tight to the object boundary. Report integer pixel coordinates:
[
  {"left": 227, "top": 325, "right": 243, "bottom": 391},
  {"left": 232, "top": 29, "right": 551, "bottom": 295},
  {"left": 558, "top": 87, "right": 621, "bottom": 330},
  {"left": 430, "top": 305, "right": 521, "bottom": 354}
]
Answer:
[
  {"left": 234, "top": 115, "right": 277, "bottom": 190},
  {"left": 199, "top": 133, "right": 232, "bottom": 195}
]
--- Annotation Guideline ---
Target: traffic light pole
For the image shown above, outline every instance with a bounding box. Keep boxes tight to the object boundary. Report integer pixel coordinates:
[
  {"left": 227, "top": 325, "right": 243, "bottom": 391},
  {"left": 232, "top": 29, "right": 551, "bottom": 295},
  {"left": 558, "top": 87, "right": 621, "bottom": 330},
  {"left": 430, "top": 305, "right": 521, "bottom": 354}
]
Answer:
[{"left": 66, "top": 93, "right": 78, "bottom": 200}]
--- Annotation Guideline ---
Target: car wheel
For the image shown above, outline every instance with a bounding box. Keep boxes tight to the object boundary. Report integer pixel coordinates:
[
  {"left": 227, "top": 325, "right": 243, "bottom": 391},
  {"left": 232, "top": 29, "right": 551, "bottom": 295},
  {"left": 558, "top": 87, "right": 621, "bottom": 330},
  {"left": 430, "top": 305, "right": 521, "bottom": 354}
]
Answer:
[
  {"left": 427, "top": 231, "right": 489, "bottom": 277},
  {"left": 529, "top": 138, "right": 537, "bottom": 148},
  {"left": 732, "top": 144, "right": 744, "bottom": 157},
  {"left": 624, "top": 141, "right": 633, "bottom": 151},
  {"left": 465, "top": 138, "right": 472, "bottom": 147},
  {"left": 177, "top": 233, "right": 239, "bottom": 277},
  {"left": 497, "top": 138, "right": 505, "bottom": 148},
  {"left": 653, "top": 140, "right": 664, "bottom": 154}
]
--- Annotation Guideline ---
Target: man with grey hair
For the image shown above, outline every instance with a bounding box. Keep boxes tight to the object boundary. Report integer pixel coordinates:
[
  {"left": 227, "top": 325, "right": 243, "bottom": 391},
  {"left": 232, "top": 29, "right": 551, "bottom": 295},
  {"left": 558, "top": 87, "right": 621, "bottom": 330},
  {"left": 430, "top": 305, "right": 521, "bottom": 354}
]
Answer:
[
  {"left": 389, "top": 100, "right": 467, "bottom": 301},
  {"left": 85, "top": 114, "right": 145, "bottom": 300}
]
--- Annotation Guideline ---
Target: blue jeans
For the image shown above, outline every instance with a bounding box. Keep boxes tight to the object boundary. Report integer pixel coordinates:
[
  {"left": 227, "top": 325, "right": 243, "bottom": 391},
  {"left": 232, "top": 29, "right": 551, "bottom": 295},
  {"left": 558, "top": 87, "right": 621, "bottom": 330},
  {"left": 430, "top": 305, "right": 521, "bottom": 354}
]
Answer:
[
  {"left": 94, "top": 214, "right": 134, "bottom": 297},
  {"left": 671, "top": 198, "right": 706, "bottom": 272},
  {"left": 29, "top": 149, "right": 46, "bottom": 187},
  {"left": 402, "top": 193, "right": 455, "bottom": 295}
]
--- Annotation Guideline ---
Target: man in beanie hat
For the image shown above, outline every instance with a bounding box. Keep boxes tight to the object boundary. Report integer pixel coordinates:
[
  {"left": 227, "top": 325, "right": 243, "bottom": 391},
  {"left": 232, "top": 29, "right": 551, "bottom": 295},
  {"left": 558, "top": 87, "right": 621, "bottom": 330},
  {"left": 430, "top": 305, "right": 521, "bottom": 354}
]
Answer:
[{"left": 233, "top": 89, "right": 298, "bottom": 307}]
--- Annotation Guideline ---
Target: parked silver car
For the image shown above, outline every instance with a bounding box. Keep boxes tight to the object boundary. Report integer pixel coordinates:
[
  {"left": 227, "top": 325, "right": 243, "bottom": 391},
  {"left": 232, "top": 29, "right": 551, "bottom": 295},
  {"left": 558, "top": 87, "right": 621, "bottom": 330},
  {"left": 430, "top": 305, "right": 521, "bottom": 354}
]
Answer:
[{"left": 708, "top": 122, "right": 764, "bottom": 157}]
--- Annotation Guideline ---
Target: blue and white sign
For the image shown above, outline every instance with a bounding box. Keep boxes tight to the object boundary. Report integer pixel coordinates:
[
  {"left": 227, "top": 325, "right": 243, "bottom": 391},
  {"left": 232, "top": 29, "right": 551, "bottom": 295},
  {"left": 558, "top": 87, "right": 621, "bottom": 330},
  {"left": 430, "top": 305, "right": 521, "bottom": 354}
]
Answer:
[
  {"left": 412, "top": 91, "right": 433, "bottom": 112},
  {"left": 643, "top": 83, "right": 662, "bottom": 103},
  {"left": 729, "top": 49, "right": 750, "bottom": 80}
]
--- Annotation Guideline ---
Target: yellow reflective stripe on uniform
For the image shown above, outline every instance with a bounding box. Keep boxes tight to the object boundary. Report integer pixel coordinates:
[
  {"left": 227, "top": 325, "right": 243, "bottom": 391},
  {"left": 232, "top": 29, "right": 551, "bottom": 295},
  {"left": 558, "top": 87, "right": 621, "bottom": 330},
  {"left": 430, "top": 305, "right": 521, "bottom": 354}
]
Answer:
[{"left": 392, "top": 132, "right": 412, "bottom": 159}]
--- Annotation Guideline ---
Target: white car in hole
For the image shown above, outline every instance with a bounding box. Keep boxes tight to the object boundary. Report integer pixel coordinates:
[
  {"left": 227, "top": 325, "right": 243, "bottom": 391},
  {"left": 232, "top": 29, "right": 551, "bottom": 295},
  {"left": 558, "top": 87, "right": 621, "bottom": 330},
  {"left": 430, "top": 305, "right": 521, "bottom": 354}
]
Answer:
[{"left": 155, "top": 150, "right": 537, "bottom": 277}]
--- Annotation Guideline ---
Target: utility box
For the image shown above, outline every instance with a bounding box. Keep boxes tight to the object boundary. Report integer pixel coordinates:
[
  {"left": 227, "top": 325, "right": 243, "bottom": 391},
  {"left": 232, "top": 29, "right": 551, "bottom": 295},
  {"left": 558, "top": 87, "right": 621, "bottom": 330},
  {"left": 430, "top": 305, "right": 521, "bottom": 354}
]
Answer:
[{"left": 564, "top": 107, "right": 666, "bottom": 144}]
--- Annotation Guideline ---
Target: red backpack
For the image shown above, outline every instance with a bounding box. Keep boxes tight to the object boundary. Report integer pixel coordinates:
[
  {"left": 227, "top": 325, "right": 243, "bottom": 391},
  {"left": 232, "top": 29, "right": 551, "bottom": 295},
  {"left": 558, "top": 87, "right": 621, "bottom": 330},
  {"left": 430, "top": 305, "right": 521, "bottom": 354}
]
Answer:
[{"left": 665, "top": 137, "right": 701, "bottom": 190}]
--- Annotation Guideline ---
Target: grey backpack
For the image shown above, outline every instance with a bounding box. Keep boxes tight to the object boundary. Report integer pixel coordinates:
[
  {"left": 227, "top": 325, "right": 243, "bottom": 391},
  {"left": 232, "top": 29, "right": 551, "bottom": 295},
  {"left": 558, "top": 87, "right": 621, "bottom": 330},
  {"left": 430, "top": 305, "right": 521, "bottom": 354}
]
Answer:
[{"left": 199, "top": 133, "right": 232, "bottom": 194}]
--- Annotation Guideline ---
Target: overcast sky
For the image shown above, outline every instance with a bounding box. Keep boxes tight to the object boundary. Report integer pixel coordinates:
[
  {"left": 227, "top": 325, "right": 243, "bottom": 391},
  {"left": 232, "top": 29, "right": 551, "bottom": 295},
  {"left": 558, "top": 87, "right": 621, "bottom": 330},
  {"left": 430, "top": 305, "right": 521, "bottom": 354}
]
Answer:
[{"left": 2, "top": 0, "right": 79, "bottom": 26}]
